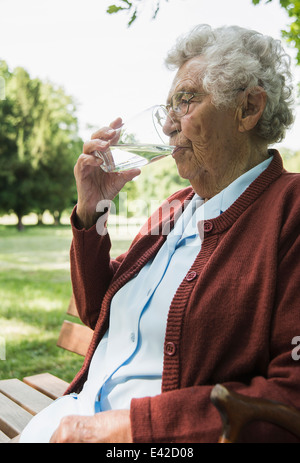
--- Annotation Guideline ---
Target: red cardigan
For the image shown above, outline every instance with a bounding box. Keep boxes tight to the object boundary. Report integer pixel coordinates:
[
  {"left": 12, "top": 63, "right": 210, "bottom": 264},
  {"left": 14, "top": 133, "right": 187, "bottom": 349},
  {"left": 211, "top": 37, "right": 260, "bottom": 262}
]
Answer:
[{"left": 66, "top": 151, "right": 300, "bottom": 443}]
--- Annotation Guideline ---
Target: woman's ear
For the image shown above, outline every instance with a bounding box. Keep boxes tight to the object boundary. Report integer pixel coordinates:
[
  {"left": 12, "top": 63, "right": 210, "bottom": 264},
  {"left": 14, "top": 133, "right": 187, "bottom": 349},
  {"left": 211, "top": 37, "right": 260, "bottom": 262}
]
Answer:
[{"left": 237, "top": 87, "right": 267, "bottom": 133}]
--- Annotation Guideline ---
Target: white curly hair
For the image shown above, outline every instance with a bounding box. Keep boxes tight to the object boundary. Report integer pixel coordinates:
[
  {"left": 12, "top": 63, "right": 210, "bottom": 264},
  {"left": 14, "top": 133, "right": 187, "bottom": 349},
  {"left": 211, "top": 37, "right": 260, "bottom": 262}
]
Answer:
[{"left": 165, "top": 24, "right": 295, "bottom": 144}]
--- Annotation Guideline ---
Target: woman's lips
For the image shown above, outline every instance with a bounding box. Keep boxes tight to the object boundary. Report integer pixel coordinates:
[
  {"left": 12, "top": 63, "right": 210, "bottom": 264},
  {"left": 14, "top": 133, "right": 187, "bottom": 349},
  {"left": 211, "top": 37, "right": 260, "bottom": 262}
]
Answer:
[{"left": 172, "top": 146, "right": 190, "bottom": 157}]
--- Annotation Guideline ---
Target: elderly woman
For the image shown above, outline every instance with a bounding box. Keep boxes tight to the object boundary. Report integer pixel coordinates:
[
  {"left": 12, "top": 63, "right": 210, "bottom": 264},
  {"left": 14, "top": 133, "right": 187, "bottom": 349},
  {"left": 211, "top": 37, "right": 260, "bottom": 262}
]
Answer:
[{"left": 20, "top": 24, "right": 300, "bottom": 443}]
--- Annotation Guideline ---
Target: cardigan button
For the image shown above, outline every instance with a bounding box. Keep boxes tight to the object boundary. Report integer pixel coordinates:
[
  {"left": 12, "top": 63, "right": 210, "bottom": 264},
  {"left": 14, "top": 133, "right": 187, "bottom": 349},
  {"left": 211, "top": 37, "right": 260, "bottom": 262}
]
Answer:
[
  {"left": 204, "top": 220, "right": 213, "bottom": 232},
  {"left": 186, "top": 271, "right": 197, "bottom": 282},
  {"left": 165, "top": 342, "right": 176, "bottom": 356}
]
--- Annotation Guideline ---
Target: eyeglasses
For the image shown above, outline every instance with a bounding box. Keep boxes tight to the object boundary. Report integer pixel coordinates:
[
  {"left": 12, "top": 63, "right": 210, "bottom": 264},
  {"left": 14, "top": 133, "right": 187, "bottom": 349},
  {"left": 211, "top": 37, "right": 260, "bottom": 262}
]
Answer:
[{"left": 164, "top": 92, "right": 207, "bottom": 118}]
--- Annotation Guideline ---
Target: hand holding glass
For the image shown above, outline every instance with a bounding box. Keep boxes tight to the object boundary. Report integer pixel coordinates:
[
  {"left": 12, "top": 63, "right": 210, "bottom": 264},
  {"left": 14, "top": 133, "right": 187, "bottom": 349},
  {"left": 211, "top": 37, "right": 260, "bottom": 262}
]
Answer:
[{"left": 95, "top": 105, "right": 174, "bottom": 173}]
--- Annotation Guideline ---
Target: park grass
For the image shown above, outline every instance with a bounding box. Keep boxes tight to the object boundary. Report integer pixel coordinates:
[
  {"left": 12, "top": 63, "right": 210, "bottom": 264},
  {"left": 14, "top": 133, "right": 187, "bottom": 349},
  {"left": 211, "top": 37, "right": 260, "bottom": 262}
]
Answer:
[{"left": 0, "top": 222, "right": 133, "bottom": 383}]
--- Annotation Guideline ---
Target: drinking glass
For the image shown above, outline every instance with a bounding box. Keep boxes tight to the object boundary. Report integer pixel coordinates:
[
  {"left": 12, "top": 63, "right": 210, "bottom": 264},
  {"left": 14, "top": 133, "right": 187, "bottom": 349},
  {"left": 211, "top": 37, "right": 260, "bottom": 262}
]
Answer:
[{"left": 95, "top": 105, "right": 175, "bottom": 172}]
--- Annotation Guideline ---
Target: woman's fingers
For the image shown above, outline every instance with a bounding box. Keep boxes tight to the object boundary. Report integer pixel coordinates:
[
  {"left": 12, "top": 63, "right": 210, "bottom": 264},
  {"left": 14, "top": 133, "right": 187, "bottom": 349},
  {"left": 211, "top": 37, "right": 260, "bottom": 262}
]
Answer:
[
  {"left": 83, "top": 139, "right": 110, "bottom": 155},
  {"left": 83, "top": 118, "right": 123, "bottom": 169},
  {"left": 76, "top": 153, "right": 104, "bottom": 170},
  {"left": 109, "top": 118, "right": 123, "bottom": 144},
  {"left": 109, "top": 117, "right": 123, "bottom": 130},
  {"left": 120, "top": 168, "right": 141, "bottom": 182},
  {"left": 91, "top": 118, "right": 122, "bottom": 140}
]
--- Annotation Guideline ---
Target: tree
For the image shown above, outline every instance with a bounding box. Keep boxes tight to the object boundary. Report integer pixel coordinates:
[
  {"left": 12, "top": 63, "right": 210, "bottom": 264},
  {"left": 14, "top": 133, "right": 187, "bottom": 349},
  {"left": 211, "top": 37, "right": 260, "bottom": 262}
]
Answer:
[
  {"left": 0, "top": 63, "right": 41, "bottom": 229},
  {"left": 28, "top": 82, "right": 81, "bottom": 224},
  {"left": 107, "top": 0, "right": 167, "bottom": 26},
  {"left": 252, "top": 0, "right": 300, "bottom": 64},
  {"left": 0, "top": 61, "right": 81, "bottom": 229},
  {"left": 107, "top": 0, "right": 300, "bottom": 64}
]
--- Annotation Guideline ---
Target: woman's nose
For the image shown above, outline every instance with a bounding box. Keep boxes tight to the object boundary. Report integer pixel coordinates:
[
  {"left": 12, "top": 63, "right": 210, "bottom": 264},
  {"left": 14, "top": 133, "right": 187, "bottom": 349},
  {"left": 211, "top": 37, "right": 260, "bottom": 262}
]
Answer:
[{"left": 162, "top": 112, "right": 180, "bottom": 137}]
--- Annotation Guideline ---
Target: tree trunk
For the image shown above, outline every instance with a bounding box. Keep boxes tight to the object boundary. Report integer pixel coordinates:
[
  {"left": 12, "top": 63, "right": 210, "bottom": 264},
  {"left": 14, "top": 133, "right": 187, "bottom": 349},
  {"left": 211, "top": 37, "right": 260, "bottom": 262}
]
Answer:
[
  {"left": 17, "top": 213, "right": 24, "bottom": 231},
  {"left": 53, "top": 211, "right": 61, "bottom": 226}
]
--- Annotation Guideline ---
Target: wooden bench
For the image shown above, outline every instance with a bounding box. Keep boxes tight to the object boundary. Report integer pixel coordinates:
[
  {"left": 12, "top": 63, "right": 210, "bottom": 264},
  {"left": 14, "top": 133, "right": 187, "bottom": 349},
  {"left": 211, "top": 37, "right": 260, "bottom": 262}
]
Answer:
[{"left": 0, "top": 295, "right": 93, "bottom": 443}]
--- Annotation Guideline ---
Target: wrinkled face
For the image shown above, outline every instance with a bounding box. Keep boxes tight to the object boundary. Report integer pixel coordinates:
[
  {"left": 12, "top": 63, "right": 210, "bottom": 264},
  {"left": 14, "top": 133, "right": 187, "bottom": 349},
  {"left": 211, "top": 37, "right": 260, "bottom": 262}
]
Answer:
[{"left": 165, "top": 56, "right": 243, "bottom": 197}]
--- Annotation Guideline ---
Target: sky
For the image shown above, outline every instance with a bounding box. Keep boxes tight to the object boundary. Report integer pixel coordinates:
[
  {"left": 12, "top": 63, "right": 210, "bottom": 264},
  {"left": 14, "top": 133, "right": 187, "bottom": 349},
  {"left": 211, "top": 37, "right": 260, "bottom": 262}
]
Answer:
[{"left": 0, "top": 0, "right": 299, "bottom": 151}]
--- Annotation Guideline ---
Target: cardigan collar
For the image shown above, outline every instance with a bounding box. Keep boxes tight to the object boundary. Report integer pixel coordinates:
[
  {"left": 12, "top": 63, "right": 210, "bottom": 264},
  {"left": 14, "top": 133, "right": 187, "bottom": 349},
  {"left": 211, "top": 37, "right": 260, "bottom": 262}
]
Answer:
[
  {"left": 156, "top": 149, "right": 283, "bottom": 238},
  {"left": 202, "top": 149, "right": 283, "bottom": 235}
]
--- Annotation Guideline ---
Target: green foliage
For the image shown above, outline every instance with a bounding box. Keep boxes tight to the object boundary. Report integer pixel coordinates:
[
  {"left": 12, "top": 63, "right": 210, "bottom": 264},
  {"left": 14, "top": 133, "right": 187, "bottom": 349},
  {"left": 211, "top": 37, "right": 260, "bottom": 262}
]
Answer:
[
  {"left": 132, "top": 156, "right": 189, "bottom": 218},
  {"left": 106, "top": 0, "right": 300, "bottom": 64},
  {"left": 0, "top": 60, "right": 81, "bottom": 229},
  {"left": 281, "top": 148, "right": 300, "bottom": 171},
  {"left": 107, "top": 0, "right": 134, "bottom": 20},
  {"left": 107, "top": 0, "right": 166, "bottom": 26},
  {"left": 107, "top": 4, "right": 127, "bottom": 14},
  {"left": 253, "top": 0, "right": 300, "bottom": 64}
]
